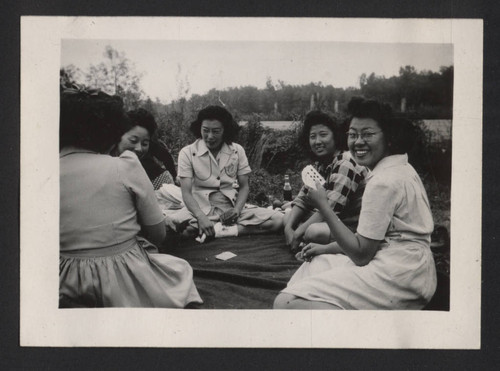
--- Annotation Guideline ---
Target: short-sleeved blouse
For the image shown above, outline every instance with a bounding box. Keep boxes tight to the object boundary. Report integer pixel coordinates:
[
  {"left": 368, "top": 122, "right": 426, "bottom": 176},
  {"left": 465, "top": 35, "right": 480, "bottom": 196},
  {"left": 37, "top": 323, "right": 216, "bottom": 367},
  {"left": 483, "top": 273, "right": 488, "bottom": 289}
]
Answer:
[
  {"left": 357, "top": 154, "right": 434, "bottom": 246},
  {"left": 281, "top": 154, "right": 437, "bottom": 309},
  {"left": 177, "top": 139, "right": 251, "bottom": 214},
  {"left": 60, "top": 147, "right": 164, "bottom": 251},
  {"left": 59, "top": 147, "right": 202, "bottom": 308}
]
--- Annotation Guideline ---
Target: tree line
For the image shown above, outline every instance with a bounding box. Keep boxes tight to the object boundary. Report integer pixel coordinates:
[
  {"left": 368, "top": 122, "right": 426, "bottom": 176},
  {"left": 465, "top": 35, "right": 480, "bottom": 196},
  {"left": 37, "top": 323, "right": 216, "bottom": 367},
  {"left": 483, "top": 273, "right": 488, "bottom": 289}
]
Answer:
[
  {"left": 60, "top": 46, "right": 453, "bottom": 190},
  {"left": 61, "top": 45, "right": 453, "bottom": 121}
]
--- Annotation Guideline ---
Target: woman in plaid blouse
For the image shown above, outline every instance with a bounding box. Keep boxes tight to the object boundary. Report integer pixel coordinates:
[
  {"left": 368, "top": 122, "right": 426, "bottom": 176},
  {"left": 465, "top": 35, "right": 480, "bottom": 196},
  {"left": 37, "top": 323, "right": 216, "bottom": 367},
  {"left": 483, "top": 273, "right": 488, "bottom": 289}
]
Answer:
[
  {"left": 275, "top": 98, "right": 436, "bottom": 310},
  {"left": 284, "top": 111, "right": 367, "bottom": 253}
]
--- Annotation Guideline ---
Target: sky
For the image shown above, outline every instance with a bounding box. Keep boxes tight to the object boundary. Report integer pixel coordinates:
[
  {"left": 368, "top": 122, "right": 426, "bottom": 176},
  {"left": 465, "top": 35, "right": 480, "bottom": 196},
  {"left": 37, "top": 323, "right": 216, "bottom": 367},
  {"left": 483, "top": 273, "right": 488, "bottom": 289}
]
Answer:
[{"left": 61, "top": 39, "right": 453, "bottom": 104}]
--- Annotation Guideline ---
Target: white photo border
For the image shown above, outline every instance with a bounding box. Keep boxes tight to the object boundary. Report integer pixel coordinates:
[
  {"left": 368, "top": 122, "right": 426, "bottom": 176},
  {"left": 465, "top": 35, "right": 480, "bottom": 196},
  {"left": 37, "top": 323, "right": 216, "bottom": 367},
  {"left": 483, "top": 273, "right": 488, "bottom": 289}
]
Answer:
[{"left": 20, "top": 17, "right": 482, "bottom": 348}]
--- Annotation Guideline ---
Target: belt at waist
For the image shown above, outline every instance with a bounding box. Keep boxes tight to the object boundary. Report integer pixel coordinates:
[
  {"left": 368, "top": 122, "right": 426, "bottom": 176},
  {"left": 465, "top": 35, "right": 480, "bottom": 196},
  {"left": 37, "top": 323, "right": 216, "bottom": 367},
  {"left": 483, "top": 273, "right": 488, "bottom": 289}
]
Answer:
[{"left": 60, "top": 238, "right": 137, "bottom": 258}]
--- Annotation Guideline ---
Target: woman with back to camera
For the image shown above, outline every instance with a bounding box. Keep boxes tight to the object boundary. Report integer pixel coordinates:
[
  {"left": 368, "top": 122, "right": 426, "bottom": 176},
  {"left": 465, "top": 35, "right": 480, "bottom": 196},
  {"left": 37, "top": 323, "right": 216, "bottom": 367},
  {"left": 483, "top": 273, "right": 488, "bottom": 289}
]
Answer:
[
  {"left": 284, "top": 110, "right": 367, "bottom": 252},
  {"left": 274, "top": 97, "right": 437, "bottom": 310},
  {"left": 59, "top": 85, "right": 202, "bottom": 308}
]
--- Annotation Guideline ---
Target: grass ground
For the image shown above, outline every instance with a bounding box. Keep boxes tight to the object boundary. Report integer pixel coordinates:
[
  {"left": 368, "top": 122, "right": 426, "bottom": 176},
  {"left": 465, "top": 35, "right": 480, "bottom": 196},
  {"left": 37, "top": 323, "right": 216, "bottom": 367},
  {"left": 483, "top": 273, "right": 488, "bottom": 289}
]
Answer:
[{"left": 423, "top": 177, "right": 451, "bottom": 277}]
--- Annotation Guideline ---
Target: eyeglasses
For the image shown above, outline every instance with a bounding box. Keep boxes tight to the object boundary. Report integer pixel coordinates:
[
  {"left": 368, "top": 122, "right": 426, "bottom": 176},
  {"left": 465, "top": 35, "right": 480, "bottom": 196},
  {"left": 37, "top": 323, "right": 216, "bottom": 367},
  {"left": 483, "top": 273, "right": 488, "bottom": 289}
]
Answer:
[{"left": 346, "top": 131, "right": 382, "bottom": 141}]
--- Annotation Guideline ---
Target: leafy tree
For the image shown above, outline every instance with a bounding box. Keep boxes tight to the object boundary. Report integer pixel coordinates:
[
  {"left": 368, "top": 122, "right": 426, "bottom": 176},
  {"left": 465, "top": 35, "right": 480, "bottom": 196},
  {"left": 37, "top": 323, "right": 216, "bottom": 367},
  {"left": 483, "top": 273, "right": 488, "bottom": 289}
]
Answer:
[
  {"left": 60, "top": 65, "right": 82, "bottom": 90},
  {"left": 80, "top": 45, "right": 145, "bottom": 110},
  {"left": 359, "top": 65, "right": 453, "bottom": 119}
]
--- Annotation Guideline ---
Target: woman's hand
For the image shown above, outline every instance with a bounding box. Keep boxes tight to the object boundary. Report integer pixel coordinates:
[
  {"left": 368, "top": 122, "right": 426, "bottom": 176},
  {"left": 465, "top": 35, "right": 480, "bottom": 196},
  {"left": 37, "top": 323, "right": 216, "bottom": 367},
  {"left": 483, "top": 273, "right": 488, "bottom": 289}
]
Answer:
[
  {"left": 197, "top": 214, "right": 215, "bottom": 237},
  {"left": 296, "top": 242, "right": 329, "bottom": 261},
  {"left": 305, "top": 181, "right": 329, "bottom": 210},
  {"left": 290, "top": 227, "right": 306, "bottom": 253}
]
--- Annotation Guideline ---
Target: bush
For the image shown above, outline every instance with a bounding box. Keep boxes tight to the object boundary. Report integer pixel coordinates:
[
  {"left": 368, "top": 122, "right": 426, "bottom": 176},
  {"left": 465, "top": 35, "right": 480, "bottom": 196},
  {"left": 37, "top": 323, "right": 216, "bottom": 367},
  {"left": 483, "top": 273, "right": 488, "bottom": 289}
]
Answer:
[{"left": 247, "top": 168, "right": 304, "bottom": 206}]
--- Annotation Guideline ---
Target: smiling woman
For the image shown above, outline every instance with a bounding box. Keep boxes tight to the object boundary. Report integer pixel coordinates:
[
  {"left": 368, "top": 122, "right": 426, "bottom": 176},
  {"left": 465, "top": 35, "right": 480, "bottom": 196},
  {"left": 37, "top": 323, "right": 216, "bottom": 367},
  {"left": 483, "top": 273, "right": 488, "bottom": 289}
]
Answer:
[
  {"left": 161, "top": 105, "right": 283, "bottom": 241},
  {"left": 200, "top": 120, "right": 225, "bottom": 154},
  {"left": 115, "top": 108, "right": 156, "bottom": 159},
  {"left": 111, "top": 108, "right": 178, "bottom": 189},
  {"left": 118, "top": 125, "right": 151, "bottom": 159},
  {"left": 283, "top": 110, "right": 367, "bottom": 252},
  {"left": 348, "top": 118, "right": 388, "bottom": 170},
  {"left": 346, "top": 97, "right": 392, "bottom": 170},
  {"left": 275, "top": 97, "right": 437, "bottom": 310}
]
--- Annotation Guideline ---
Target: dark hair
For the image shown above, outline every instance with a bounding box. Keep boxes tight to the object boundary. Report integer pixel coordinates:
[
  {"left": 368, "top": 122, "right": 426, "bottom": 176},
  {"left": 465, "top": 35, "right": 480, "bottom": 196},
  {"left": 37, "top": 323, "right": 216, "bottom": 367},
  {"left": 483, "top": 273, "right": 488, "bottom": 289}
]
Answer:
[
  {"left": 386, "top": 117, "right": 418, "bottom": 155},
  {"left": 189, "top": 105, "right": 240, "bottom": 144},
  {"left": 298, "top": 110, "right": 345, "bottom": 159},
  {"left": 347, "top": 96, "right": 415, "bottom": 155},
  {"left": 127, "top": 108, "right": 158, "bottom": 137},
  {"left": 60, "top": 89, "right": 130, "bottom": 153}
]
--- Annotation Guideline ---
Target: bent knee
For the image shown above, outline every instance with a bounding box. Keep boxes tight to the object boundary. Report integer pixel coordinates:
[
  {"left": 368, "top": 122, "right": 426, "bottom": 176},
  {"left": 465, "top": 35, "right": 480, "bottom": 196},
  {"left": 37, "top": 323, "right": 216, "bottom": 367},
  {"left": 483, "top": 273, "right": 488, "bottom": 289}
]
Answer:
[
  {"left": 273, "top": 213, "right": 284, "bottom": 228},
  {"left": 304, "top": 223, "right": 330, "bottom": 243},
  {"left": 266, "top": 213, "right": 283, "bottom": 231}
]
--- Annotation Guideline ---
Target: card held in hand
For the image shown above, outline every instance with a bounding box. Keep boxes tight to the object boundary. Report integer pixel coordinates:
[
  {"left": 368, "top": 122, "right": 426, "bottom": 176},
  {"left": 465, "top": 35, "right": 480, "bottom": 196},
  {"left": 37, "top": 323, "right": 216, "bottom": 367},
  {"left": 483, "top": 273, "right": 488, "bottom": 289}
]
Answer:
[{"left": 301, "top": 165, "right": 326, "bottom": 189}]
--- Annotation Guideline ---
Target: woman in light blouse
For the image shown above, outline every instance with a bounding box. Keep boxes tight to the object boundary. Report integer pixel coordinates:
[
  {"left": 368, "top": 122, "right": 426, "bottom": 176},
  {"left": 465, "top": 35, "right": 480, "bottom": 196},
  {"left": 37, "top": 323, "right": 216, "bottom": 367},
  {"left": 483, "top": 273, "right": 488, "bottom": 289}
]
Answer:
[{"left": 274, "top": 97, "right": 437, "bottom": 310}]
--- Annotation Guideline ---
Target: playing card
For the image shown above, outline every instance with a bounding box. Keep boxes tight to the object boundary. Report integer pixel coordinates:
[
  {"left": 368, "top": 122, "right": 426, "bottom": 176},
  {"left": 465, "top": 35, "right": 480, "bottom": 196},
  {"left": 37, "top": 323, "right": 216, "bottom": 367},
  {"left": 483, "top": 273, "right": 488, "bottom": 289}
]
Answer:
[
  {"left": 215, "top": 251, "right": 237, "bottom": 261},
  {"left": 301, "top": 165, "right": 326, "bottom": 189}
]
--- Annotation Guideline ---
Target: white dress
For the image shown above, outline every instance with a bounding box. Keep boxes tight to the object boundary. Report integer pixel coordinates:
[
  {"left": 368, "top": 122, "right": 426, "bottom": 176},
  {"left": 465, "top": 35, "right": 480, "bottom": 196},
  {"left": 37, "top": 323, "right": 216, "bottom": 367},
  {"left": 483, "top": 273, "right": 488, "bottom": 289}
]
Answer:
[{"left": 281, "top": 154, "right": 437, "bottom": 309}]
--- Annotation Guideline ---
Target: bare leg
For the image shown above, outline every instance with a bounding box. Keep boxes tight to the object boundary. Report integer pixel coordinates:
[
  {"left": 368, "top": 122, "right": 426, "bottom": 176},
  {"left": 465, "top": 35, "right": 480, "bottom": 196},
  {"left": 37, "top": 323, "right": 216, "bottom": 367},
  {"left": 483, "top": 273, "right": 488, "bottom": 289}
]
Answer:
[
  {"left": 273, "top": 293, "right": 342, "bottom": 310},
  {"left": 303, "top": 222, "right": 333, "bottom": 244},
  {"left": 283, "top": 210, "right": 291, "bottom": 225},
  {"left": 237, "top": 213, "right": 284, "bottom": 235}
]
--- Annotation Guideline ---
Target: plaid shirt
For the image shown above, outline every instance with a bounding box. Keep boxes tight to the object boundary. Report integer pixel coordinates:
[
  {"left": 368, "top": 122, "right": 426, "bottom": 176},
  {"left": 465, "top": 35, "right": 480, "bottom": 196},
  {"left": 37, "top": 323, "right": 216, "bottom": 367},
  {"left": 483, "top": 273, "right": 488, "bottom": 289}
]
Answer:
[{"left": 293, "top": 152, "right": 367, "bottom": 227}]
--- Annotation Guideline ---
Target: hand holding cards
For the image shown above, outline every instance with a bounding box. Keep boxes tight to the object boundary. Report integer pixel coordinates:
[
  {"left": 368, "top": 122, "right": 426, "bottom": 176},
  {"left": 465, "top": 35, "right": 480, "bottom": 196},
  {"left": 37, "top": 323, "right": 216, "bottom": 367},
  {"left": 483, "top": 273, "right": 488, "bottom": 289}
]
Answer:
[{"left": 301, "top": 165, "right": 326, "bottom": 190}]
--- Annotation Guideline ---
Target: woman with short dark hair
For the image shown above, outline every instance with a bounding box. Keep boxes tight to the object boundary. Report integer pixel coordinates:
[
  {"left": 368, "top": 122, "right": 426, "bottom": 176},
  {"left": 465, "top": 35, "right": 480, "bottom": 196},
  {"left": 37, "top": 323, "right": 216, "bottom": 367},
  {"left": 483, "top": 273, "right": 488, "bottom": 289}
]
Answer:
[
  {"left": 284, "top": 110, "right": 367, "bottom": 252},
  {"left": 112, "top": 108, "right": 178, "bottom": 190},
  {"left": 189, "top": 105, "right": 241, "bottom": 144},
  {"left": 275, "top": 97, "right": 437, "bottom": 310},
  {"left": 165, "top": 105, "right": 283, "bottom": 239},
  {"left": 59, "top": 86, "right": 202, "bottom": 308}
]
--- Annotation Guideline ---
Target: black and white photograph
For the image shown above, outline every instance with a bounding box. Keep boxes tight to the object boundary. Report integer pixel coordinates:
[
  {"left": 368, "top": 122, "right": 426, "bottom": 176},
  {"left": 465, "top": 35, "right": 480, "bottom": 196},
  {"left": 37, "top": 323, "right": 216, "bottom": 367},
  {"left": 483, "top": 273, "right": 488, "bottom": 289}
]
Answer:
[{"left": 20, "top": 17, "right": 482, "bottom": 348}]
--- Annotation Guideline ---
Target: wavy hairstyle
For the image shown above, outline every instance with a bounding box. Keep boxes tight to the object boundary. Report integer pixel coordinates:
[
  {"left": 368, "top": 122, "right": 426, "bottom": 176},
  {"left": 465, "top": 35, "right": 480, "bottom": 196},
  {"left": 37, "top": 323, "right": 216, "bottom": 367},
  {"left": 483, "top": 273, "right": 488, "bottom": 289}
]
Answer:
[
  {"left": 347, "top": 96, "right": 416, "bottom": 155},
  {"left": 126, "top": 108, "right": 158, "bottom": 137},
  {"left": 189, "top": 105, "right": 240, "bottom": 144},
  {"left": 298, "top": 110, "right": 345, "bottom": 159}
]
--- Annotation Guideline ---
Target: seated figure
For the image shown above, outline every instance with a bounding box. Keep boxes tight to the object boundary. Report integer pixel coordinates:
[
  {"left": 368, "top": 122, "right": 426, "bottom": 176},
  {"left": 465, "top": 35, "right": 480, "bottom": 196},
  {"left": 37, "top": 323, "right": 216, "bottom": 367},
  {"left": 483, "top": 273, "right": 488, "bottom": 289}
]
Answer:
[
  {"left": 284, "top": 110, "right": 367, "bottom": 252},
  {"left": 112, "top": 108, "right": 177, "bottom": 190},
  {"left": 59, "top": 86, "right": 202, "bottom": 308},
  {"left": 164, "top": 105, "right": 283, "bottom": 240},
  {"left": 274, "top": 97, "right": 437, "bottom": 310}
]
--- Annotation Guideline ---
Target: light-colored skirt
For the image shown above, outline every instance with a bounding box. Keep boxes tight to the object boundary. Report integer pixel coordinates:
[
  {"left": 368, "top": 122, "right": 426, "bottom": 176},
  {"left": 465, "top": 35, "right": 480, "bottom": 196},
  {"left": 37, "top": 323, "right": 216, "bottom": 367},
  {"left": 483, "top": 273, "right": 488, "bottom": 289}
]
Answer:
[
  {"left": 59, "top": 238, "right": 203, "bottom": 308},
  {"left": 281, "top": 241, "right": 437, "bottom": 310}
]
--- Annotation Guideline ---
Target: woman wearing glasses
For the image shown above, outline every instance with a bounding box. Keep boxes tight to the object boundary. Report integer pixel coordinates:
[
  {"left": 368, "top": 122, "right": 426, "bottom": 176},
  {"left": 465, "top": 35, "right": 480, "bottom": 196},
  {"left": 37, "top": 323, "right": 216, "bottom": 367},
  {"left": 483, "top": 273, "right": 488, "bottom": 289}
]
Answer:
[
  {"left": 284, "top": 110, "right": 367, "bottom": 253},
  {"left": 274, "top": 97, "right": 437, "bottom": 310}
]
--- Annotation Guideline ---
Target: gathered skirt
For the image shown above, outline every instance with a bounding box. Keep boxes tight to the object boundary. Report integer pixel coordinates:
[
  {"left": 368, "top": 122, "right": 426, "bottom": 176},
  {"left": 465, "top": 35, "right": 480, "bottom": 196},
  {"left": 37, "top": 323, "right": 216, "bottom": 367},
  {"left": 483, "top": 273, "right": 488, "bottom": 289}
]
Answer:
[
  {"left": 59, "top": 238, "right": 203, "bottom": 308},
  {"left": 281, "top": 241, "right": 437, "bottom": 310}
]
